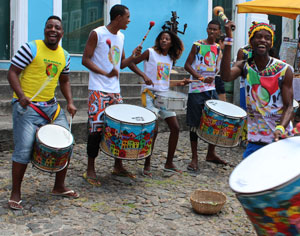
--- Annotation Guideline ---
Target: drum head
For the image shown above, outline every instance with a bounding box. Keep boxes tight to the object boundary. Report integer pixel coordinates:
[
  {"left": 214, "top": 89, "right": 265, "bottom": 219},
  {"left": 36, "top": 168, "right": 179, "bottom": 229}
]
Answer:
[
  {"left": 155, "top": 90, "right": 187, "bottom": 99},
  {"left": 229, "top": 137, "right": 300, "bottom": 194},
  {"left": 37, "top": 124, "right": 73, "bottom": 148},
  {"left": 205, "top": 100, "right": 247, "bottom": 119},
  {"left": 105, "top": 104, "right": 156, "bottom": 124}
]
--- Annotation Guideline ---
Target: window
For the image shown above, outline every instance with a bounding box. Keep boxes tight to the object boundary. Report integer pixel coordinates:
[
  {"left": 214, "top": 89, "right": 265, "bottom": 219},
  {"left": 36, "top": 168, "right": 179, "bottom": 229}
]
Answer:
[
  {"left": 62, "top": 0, "right": 104, "bottom": 54},
  {"left": 0, "top": 0, "right": 10, "bottom": 60}
]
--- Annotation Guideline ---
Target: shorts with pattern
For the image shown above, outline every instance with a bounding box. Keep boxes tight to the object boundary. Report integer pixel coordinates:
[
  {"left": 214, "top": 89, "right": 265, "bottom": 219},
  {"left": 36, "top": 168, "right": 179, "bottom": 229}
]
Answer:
[{"left": 88, "top": 90, "right": 123, "bottom": 133}]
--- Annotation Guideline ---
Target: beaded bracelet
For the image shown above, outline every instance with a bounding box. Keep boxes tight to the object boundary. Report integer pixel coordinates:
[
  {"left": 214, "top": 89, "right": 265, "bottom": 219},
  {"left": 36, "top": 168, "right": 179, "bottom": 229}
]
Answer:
[
  {"left": 275, "top": 125, "right": 285, "bottom": 133},
  {"left": 224, "top": 41, "right": 233, "bottom": 46},
  {"left": 224, "top": 37, "right": 233, "bottom": 42}
]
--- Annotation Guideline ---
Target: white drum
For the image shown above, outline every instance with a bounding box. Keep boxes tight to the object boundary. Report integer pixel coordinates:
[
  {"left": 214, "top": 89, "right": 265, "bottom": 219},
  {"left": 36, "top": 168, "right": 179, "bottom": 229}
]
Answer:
[
  {"left": 197, "top": 100, "right": 247, "bottom": 147},
  {"left": 154, "top": 90, "right": 187, "bottom": 111},
  {"left": 100, "top": 104, "right": 157, "bottom": 160},
  {"left": 32, "top": 124, "right": 74, "bottom": 173},
  {"left": 229, "top": 137, "right": 300, "bottom": 235}
]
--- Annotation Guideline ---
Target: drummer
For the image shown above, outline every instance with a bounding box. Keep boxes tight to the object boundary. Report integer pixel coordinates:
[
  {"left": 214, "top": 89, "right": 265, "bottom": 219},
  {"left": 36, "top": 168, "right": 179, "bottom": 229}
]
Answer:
[
  {"left": 220, "top": 21, "right": 294, "bottom": 158},
  {"left": 184, "top": 20, "right": 229, "bottom": 172},
  {"left": 130, "top": 30, "right": 189, "bottom": 176},
  {"left": 7, "top": 16, "right": 78, "bottom": 210},
  {"left": 81, "top": 4, "right": 142, "bottom": 184}
]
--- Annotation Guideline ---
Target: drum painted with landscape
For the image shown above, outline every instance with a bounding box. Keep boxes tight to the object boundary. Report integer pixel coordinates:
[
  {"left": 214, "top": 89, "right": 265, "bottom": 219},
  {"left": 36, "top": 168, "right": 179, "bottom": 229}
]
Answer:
[
  {"left": 197, "top": 100, "right": 247, "bottom": 147},
  {"left": 230, "top": 137, "right": 300, "bottom": 236},
  {"left": 100, "top": 104, "right": 157, "bottom": 160},
  {"left": 32, "top": 124, "right": 73, "bottom": 173}
]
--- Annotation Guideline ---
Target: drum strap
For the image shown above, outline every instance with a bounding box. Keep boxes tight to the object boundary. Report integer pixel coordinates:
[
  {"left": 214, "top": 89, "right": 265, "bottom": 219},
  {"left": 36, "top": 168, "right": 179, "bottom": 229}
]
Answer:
[
  {"left": 141, "top": 88, "right": 156, "bottom": 107},
  {"left": 29, "top": 103, "right": 61, "bottom": 123}
]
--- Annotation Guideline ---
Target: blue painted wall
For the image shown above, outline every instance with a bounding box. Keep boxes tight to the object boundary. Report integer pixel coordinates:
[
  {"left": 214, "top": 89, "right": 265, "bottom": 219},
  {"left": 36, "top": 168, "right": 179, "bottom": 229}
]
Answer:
[
  {"left": 122, "top": 0, "right": 208, "bottom": 71},
  {"left": 28, "top": 0, "right": 53, "bottom": 42},
  {"left": 1, "top": 0, "right": 208, "bottom": 72}
]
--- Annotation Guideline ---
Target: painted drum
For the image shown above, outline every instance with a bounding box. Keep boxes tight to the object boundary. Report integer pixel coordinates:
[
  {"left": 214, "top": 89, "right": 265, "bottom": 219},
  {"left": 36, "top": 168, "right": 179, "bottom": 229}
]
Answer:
[
  {"left": 229, "top": 137, "right": 300, "bottom": 236},
  {"left": 100, "top": 104, "right": 157, "bottom": 160},
  {"left": 154, "top": 90, "right": 187, "bottom": 111},
  {"left": 197, "top": 99, "right": 247, "bottom": 147},
  {"left": 32, "top": 124, "right": 74, "bottom": 173}
]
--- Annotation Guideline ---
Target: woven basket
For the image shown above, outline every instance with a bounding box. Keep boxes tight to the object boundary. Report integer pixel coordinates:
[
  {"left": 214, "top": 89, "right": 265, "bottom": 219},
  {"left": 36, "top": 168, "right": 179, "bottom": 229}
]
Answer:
[{"left": 190, "top": 189, "right": 226, "bottom": 215}]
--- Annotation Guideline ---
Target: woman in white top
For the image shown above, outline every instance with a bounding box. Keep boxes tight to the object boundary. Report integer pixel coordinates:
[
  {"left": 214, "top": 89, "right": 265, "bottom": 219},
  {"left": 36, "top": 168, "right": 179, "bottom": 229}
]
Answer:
[{"left": 132, "top": 30, "right": 189, "bottom": 176}]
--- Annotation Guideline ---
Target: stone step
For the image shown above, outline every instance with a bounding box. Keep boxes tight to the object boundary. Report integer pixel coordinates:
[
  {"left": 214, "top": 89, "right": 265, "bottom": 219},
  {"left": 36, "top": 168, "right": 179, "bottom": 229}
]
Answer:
[{"left": 0, "top": 70, "right": 188, "bottom": 85}]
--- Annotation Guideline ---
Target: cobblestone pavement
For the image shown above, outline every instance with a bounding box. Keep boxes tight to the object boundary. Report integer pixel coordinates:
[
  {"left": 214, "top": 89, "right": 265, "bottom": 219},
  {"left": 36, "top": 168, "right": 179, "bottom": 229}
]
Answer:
[{"left": 0, "top": 131, "right": 256, "bottom": 236}]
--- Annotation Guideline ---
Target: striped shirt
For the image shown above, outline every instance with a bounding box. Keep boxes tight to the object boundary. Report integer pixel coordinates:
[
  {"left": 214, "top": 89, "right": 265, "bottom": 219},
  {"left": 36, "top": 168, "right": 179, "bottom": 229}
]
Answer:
[{"left": 11, "top": 41, "right": 70, "bottom": 74}]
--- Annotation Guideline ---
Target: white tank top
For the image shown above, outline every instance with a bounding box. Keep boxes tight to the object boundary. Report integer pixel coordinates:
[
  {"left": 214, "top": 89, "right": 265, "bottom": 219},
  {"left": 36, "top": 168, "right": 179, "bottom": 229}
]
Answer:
[
  {"left": 88, "top": 26, "right": 124, "bottom": 93},
  {"left": 141, "top": 48, "right": 173, "bottom": 92}
]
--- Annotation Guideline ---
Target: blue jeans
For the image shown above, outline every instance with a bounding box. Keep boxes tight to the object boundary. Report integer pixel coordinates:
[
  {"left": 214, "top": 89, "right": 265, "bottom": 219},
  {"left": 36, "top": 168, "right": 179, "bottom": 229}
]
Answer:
[
  {"left": 12, "top": 102, "right": 69, "bottom": 164},
  {"left": 243, "top": 142, "right": 266, "bottom": 159}
]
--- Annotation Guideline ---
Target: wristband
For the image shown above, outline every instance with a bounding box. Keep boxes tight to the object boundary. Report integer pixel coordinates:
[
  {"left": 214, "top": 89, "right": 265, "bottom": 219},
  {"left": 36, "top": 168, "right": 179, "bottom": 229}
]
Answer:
[
  {"left": 224, "top": 37, "right": 233, "bottom": 42},
  {"left": 224, "top": 41, "right": 233, "bottom": 46},
  {"left": 275, "top": 125, "right": 285, "bottom": 133}
]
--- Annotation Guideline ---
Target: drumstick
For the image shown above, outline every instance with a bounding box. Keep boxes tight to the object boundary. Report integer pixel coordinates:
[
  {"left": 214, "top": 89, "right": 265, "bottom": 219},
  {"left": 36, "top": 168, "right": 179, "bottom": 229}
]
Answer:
[
  {"left": 106, "top": 39, "right": 115, "bottom": 68},
  {"left": 139, "top": 21, "right": 155, "bottom": 46},
  {"left": 69, "top": 116, "right": 72, "bottom": 142},
  {"left": 213, "top": 6, "right": 235, "bottom": 31}
]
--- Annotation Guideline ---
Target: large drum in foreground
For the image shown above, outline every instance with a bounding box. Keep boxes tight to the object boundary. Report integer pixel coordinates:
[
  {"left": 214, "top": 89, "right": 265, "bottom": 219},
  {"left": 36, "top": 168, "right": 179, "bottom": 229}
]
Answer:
[
  {"left": 154, "top": 90, "right": 187, "bottom": 111},
  {"left": 32, "top": 124, "right": 74, "bottom": 173},
  {"left": 230, "top": 137, "right": 300, "bottom": 236},
  {"left": 197, "top": 100, "right": 247, "bottom": 147},
  {"left": 100, "top": 104, "right": 157, "bottom": 160}
]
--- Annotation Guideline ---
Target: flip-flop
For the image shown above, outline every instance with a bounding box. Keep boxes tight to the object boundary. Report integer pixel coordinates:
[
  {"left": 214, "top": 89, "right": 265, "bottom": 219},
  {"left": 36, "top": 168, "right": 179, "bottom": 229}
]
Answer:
[
  {"left": 141, "top": 169, "right": 153, "bottom": 178},
  {"left": 8, "top": 200, "right": 23, "bottom": 210},
  {"left": 187, "top": 165, "right": 199, "bottom": 172},
  {"left": 83, "top": 172, "right": 101, "bottom": 187},
  {"left": 163, "top": 167, "right": 182, "bottom": 174},
  {"left": 112, "top": 170, "right": 136, "bottom": 179},
  {"left": 206, "top": 159, "right": 234, "bottom": 167},
  {"left": 51, "top": 190, "right": 80, "bottom": 198}
]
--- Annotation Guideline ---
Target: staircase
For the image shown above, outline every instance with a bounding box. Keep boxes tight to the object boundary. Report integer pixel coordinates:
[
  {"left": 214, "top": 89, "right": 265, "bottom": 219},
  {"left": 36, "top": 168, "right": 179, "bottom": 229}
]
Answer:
[{"left": 0, "top": 70, "right": 189, "bottom": 151}]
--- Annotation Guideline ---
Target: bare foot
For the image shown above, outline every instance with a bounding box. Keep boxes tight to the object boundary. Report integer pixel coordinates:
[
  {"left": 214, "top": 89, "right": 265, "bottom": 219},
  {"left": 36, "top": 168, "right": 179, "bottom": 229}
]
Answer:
[{"left": 206, "top": 152, "right": 230, "bottom": 166}]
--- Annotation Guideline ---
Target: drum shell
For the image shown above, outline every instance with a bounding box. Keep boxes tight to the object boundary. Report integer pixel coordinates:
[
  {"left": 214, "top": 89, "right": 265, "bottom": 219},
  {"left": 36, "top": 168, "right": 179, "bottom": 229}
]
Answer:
[
  {"left": 197, "top": 101, "right": 246, "bottom": 147},
  {"left": 32, "top": 125, "right": 73, "bottom": 173},
  {"left": 100, "top": 105, "right": 156, "bottom": 160},
  {"left": 234, "top": 175, "right": 300, "bottom": 236},
  {"left": 229, "top": 137, "right": 300, "bottom": 235},
  {"left": 154, "top": 91, "right": 187, "bottom": 111}
]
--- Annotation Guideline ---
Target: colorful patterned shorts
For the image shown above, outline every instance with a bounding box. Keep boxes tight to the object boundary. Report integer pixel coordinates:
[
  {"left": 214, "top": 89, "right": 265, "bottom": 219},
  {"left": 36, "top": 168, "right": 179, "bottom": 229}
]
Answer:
[{"left": 88, "top": 90, "right": 123, "bottom": 133}]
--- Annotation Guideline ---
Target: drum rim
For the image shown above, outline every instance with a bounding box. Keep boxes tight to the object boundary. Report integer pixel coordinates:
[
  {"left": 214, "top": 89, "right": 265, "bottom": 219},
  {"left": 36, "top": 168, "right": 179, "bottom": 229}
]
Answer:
[
  {"left": 104, "top": 104, "right": 157, "bottom": 125},
  {"left": 205, "top": 99, "right": 247, "bottom": 119},
  {"left": 36, "top": 124, "right": 74, "bottom": 149},
  {"left": 31, "top": 158, "right": 69, "bottom": 173},
  {"left": 229, "top": 136, "right": 300, "bottom": 194},
  {"left": 233, "top": 172, "right": 300, "bottom": 197}
]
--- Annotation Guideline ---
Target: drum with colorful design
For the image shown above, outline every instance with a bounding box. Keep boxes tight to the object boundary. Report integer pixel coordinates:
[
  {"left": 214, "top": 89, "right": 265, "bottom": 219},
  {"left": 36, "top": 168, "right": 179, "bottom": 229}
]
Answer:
[
  {"left": 100, "top": 104, "right": 157, "bottom": 160},
  {"left": 197, "top": 99, "right": 247, "bottom": 147},
  {"left": 230, "top": 137, "right": 300, "bottom": 236},
  {"left": 32, "top": 124, "right": 73, "bottom": 173}
]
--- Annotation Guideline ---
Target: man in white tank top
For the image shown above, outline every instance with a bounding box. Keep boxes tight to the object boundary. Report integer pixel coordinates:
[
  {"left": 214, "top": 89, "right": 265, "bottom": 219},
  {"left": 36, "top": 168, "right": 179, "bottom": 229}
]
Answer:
[{"left": 82, "top": 4, "right": 142, "bottom": 185}]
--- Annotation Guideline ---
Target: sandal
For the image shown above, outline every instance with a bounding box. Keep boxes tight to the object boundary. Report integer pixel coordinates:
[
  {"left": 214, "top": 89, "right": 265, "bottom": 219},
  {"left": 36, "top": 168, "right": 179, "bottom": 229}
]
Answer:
[
  {"left": 51, "top": 190, "right": 80, "bottom": 198},
  {"left": 112, "top": 169, "right": 136, "bottom": 179},
  {"left": 8, "top": 200, "right": 23, "bottom": 210},
  {"left": 163, "top": 167, "right": 182, "bottom": 174},
  {"left": 187, "top": 165, "right": 199, "bottom": 172},
  {"left": 83, "top": 172, "right": 101, "bottom": 187},
  {"left": 141, "top": 169, "right": 153, "bottom": 178}
]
